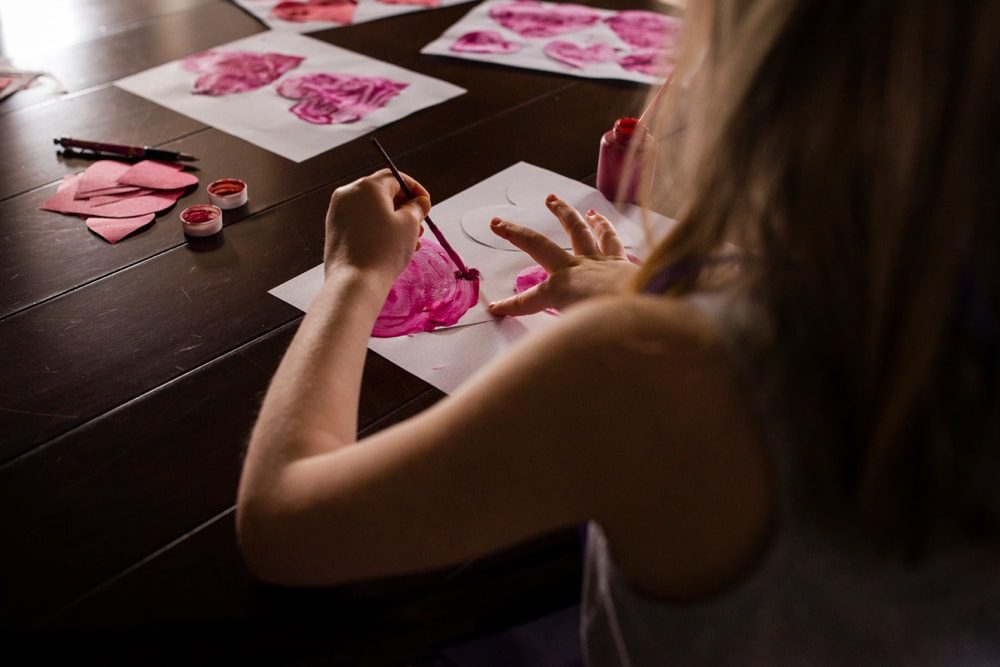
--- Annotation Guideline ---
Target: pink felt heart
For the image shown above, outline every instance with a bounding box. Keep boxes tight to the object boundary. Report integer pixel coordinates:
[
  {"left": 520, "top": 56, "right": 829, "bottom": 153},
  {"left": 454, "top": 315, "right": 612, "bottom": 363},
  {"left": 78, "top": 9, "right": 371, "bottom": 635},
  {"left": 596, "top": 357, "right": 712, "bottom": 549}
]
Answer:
[
  {"left": 450, "top": 30, "right": 523, "bottom": 55},
  {"left": 86, "top": 189, "right": 157, "bottom": 207},
  {"left": 182, "top": 50, "right": 305, "bottom": 96},
  {"left": 543, "top": 40, "right": 617, "bottom": 69},
  {"left": 76, "top": 160, "right": 132, "bottom": 195},
  {"left": 75, "top": 185, "right": 144, "bottom": 199},
  {"left": 276, "top": 73, "right": 408, "bottom": 125},
  {"left": 488, "top": 1, "right": 602, "bottom": 38},
  {"left": 85, "top": 214, "right": 156, "bottom": 244},
  {"left": 271, "top": 0, "right": 357, "bottom": 24},
  {"left": 85, "top": 189, "right": 184, "bottom": 218},
  {"left": 604, "top": 10, "right": 682, "bottom": 50},
  {"left": 118, "top": 160, "right": 199, "bottom": 190}
]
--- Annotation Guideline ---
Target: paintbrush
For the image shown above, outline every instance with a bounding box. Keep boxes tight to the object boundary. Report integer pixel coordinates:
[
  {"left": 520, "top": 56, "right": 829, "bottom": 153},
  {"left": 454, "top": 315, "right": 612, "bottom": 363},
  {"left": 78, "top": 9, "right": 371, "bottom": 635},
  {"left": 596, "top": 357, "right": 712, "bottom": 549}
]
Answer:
[{"left": 371, "top": 138, "right": 479, "bottom": 281}]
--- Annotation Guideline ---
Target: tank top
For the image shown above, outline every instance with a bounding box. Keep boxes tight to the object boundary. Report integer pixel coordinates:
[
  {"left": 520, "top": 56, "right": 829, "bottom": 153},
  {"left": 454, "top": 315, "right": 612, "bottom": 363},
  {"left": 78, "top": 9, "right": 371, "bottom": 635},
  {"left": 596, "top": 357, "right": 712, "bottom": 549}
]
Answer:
[{"left": 581, "top": 289, "right": 1000, "bottom": 665}]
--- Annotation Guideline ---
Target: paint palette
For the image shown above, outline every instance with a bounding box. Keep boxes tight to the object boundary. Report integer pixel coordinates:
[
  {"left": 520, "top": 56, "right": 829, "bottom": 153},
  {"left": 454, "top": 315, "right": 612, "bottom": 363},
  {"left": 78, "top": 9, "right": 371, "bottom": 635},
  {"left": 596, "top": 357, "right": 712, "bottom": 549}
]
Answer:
[{"left": 40, "top": 159, "right": 197, "bottom": 244}]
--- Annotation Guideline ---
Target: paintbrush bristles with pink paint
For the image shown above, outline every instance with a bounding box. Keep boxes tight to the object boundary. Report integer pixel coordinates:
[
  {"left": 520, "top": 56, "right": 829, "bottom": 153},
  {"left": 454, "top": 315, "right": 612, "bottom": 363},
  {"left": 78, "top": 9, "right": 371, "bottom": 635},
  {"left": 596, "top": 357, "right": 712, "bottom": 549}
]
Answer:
[{"left": 371, "top": 138, "right": 479, "bottom": 281}]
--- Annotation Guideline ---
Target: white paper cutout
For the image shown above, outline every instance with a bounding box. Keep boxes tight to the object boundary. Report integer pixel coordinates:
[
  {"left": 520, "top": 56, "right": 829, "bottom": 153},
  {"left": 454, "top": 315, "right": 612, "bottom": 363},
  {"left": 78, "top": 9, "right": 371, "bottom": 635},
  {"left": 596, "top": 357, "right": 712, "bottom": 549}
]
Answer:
[
  {"left": 115, "top": 32, "right": 465, "bottom": 163},
  {"left": 233, "top": 0, "right": 477, "bottom": 33},
  {"left": 421, "top": 0, "right": 681, "bottom": 85},
  {"left": 268, "top": 162, "right": 676, "bottom": 393}
]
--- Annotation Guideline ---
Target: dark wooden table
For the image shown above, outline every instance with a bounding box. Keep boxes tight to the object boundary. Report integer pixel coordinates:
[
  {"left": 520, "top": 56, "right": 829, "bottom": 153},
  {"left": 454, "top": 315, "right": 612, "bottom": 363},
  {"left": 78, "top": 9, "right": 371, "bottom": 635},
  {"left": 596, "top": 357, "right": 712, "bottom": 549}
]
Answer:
[{"left": 1, "top": 1, "right": 655, "bottom": 662}]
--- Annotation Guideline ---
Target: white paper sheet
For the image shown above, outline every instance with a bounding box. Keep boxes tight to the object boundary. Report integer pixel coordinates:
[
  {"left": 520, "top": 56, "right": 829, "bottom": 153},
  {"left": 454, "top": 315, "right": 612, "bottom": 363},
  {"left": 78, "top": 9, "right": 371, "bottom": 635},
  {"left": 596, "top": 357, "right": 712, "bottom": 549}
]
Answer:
[
  {"left": 233, "top": 0, "right": 477, "bottom": 33},
  {"left": 421, "top": 0, "right": 681, "bottom": 85},
  {"left": 268, "top": 162, "right": 676, "bottom": 393},
  {"left": 115, "top": 32, "right": 465, "bottom": 163}
]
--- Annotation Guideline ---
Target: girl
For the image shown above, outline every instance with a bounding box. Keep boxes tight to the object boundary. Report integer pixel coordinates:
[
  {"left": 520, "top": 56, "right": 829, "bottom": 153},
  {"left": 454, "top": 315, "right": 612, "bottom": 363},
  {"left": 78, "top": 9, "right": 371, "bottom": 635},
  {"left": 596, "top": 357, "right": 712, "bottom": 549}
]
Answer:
[{"left": 238, "top": 1, "right": 1000, "bottom": 662}]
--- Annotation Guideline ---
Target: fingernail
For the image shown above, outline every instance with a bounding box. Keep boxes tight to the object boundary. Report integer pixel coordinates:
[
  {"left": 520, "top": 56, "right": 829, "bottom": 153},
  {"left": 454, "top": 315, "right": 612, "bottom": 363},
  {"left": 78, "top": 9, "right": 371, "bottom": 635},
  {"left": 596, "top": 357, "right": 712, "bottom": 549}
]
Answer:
[
  {"left": 487, "top": 302, "right": 497, "bottom": 310},
  {"left": 490, "top": 217, "right": 503, "bottom": 226},
  {"left": 587, "top": 209, "right": 596, "bottom": 216}
]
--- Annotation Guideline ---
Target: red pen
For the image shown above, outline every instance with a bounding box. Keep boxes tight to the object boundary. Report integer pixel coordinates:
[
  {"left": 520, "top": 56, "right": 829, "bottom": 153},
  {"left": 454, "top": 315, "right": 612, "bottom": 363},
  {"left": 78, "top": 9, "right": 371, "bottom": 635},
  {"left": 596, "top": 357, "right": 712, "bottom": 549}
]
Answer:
[{"left": 53, "top": 137, "right": 198, "bottom": 162}]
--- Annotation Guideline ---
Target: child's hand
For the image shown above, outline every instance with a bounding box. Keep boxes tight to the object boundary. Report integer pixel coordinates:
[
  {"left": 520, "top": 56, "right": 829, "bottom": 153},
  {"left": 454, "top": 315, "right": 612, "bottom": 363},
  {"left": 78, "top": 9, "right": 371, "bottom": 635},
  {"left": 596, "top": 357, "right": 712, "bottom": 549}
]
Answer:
[
  {"left": 323, "top": 169, "right": 431, "bottom": 280},
  {"left": 487, "top": 194, "right": 639, "bottom": 316}
]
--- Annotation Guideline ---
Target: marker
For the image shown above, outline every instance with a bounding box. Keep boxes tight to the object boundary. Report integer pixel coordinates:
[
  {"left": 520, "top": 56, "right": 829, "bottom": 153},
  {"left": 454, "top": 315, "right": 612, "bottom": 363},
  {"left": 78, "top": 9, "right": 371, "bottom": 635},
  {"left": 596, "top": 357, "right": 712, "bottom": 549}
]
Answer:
[
  {"left": 53, "top": 137, "right": 198, "bottom": 162},
  {"left": 371, "top": 137, "right": 479, "bottom": 281}
]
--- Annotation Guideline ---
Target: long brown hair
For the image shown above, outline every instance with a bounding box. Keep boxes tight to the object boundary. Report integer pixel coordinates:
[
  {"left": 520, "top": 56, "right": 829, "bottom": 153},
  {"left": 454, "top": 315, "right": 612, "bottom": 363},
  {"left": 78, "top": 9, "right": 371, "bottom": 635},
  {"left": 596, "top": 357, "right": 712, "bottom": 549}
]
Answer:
[{"left": 636, "top": 1, "right": 1000, "bottom": 555}]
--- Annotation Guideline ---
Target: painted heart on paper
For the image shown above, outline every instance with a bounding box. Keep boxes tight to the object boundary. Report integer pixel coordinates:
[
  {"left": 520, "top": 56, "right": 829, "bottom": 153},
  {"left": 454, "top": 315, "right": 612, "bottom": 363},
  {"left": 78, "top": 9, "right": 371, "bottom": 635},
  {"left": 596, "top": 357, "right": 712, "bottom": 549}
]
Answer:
[
  {"left": 182, "top": 50, "right": 304, "bottom": 96},
  {"left": 277, "top": 72, "right": 408, "bottom": 124},
  {"left": 543, "top": 40, "right": 617, "bottom": 69},
  {"left": 373, "top": 238, "right": 480, "bottom": 337},
  {"left": 450, "top": 30, "right": 523, "bottom": 55},
  {"left": 617, "top": 50, "right": 672, "bottom": 77},
  {"left": 488, "top": 0, "right": 602, "bottom": 38},
  {"left": 271, "top": 0, "right": 358, "bottom": 24},
  {"left": 604, "top": 10, "right": 682, "bottom": 50}
]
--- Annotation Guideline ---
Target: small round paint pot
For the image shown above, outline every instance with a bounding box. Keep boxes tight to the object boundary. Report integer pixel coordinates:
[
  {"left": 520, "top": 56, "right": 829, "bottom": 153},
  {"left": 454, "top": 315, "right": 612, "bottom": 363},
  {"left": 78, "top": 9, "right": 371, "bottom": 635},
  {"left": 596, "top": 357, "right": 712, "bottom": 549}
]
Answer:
[
  {"left": 180, "top": 204, "right": 223, "bottom": 237},
  {"left": 207, "top": 178, "right": 248, "bottom": 209}
]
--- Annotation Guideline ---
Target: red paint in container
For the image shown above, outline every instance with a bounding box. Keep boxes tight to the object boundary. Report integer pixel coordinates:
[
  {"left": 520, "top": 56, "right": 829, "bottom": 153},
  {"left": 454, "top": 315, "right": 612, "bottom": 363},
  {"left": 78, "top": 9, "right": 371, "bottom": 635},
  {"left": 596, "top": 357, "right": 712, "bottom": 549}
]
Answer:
[
  {"left": 180, "top": 204, "right": 223, "bottom": 237},
  {"left": 596, "top": 117, "right": 653, "bottom": 203},
  {"left": 207, "top": 178, "right": 248, "bottom": 209}
]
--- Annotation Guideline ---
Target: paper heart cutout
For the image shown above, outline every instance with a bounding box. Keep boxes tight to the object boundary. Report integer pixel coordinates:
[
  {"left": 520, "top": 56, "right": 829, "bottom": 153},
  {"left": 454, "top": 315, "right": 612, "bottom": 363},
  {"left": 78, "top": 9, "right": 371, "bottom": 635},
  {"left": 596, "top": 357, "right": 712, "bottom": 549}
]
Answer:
[
  {"left": 271, "top": 0, "right": 357, "bottom": 24},
  {"left": 85, "top": 214, "right": 155, "bottom": 244},
  {"left": 118, "top": 161, "right": 199, "bottom": 190},
  {"left": 182, "top": 50, "right": 304, "bottom": 96},
  {"left": 488, "top": 1, "right": 602, "bottom": 38},
  {"left": 604, "top": 10, "right": 682, "bottom": 50},
  {"left": 543, "top": 41, "right": 617, "bottom": 69},
  {"left": 277, "top": 73, "right": 408, "bottom": 125},
  {"left": 451, "top": 30, "right": 523, "bottom": 55}
]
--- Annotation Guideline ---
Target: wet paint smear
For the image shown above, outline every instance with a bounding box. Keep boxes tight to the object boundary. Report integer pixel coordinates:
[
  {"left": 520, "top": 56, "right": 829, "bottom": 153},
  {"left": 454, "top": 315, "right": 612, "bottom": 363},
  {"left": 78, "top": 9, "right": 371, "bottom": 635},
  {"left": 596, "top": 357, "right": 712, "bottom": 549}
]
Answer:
[
  {"left": 272, "top": 0, "right": 357, "bottom": 24},
  {"left": 489, "top": 1, "right": 602, "bottom": 38},
  {"left": 373, "top": 238, "right": 480, "bottom": 337},
  {"left": 543, "top": 40, "right": 617, "bottom": 69},
  {"left": 451, "top": 30, "right": 524, "bottom": 54},
  {"left": 277, "top": 73, "right": 408, "bottom": 124},
  {"left": 513, "top": 264, "right": 558, "bottom": 315},
  {"left": 182, "top": 50, "right": 304, "bottom": 96}
]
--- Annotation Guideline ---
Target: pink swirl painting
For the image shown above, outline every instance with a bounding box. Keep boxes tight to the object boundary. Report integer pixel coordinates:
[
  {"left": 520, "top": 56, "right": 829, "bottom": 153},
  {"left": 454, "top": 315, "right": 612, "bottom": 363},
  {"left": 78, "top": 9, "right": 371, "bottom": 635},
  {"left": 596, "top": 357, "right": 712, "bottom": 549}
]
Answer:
[
  {"left": 373, "top": 238, "right": 481, "bottom": 337},
  {"left": 604, "top": 10, "right": 682, "bottom": 50},
  {"left": 543, "top": 41, "right": 617, "bottom": 69},
  {"left": 276, "top": 73, "right": 408, "bottom": 124},
  {"left": 380, "top": 0, "right": 440, "bottom": 6},
  {"left": 182, "top": 50, "right": 305, "bottom": 96},
  {"left": 488, "top": 1, "right": 602, "bottom": 38},
  {"left": 451, "top": 30, "right": 523, "bottom": 54},
  {"left": 617, "top": 50, "right": 669, "bottom": 77},
  {"left": 271, "top": 0, "right": 358, "bottom": 24}
]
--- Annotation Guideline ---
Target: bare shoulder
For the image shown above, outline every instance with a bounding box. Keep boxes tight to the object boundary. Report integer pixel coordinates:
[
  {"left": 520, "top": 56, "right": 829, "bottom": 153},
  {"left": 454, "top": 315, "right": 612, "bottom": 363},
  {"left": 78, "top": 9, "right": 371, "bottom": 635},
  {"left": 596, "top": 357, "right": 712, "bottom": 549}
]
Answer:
[{"left": 535, "top": 294, "right": 774, "bottom": 600}]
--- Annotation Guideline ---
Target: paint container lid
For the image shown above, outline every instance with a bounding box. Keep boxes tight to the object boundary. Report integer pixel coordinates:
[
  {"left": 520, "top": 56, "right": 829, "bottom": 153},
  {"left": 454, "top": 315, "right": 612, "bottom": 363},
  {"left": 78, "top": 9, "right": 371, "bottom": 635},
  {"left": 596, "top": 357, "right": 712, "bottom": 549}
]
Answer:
[
  {"left": 181, "top": 204, "right": 223, "bottom": 237},
  {"left": 207, "top": 178, "right": 248, "bottom": 210}
]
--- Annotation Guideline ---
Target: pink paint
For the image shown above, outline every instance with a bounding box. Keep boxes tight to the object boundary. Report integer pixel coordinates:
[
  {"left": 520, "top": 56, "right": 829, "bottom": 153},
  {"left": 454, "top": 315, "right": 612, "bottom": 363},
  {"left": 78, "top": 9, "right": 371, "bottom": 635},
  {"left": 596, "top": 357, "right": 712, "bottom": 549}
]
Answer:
[
  {"left": 617, "top": 50, "right": 672, "bottom": 77},
  {"left": 118, "top": 161, "right": 199, "bottom": 190},
  {"left": 272, "top": 0, "right": 357, "bottom": 23},
  {"left": 373, "top": 238, "right": 480, "bottom": 337},
  {"left": 380, "top": 0, "right": 439, "bottom": 6},
  {"left": 489, "top": 1, "right": 602, "bottom": 38},
  {"left": 85, "top": 214, "right": 155, "bottom": 244},
  {"left": 543, "top": 40, "right": 617, "bottom": 69},
  {"left": 604, "top": 11, "right": 682, "bottom": 50},
  {"left": 182, "top": 50, "right": 305, "bottom": 96},
  {"left": 451, "top": 30, "right": 523, "bottom": 55},
  {"left": 513, "top": 264, "right": 559, "bottom": 315},
  {"left": 277, "top": 73, "right": 408, "bottom": 124}
]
